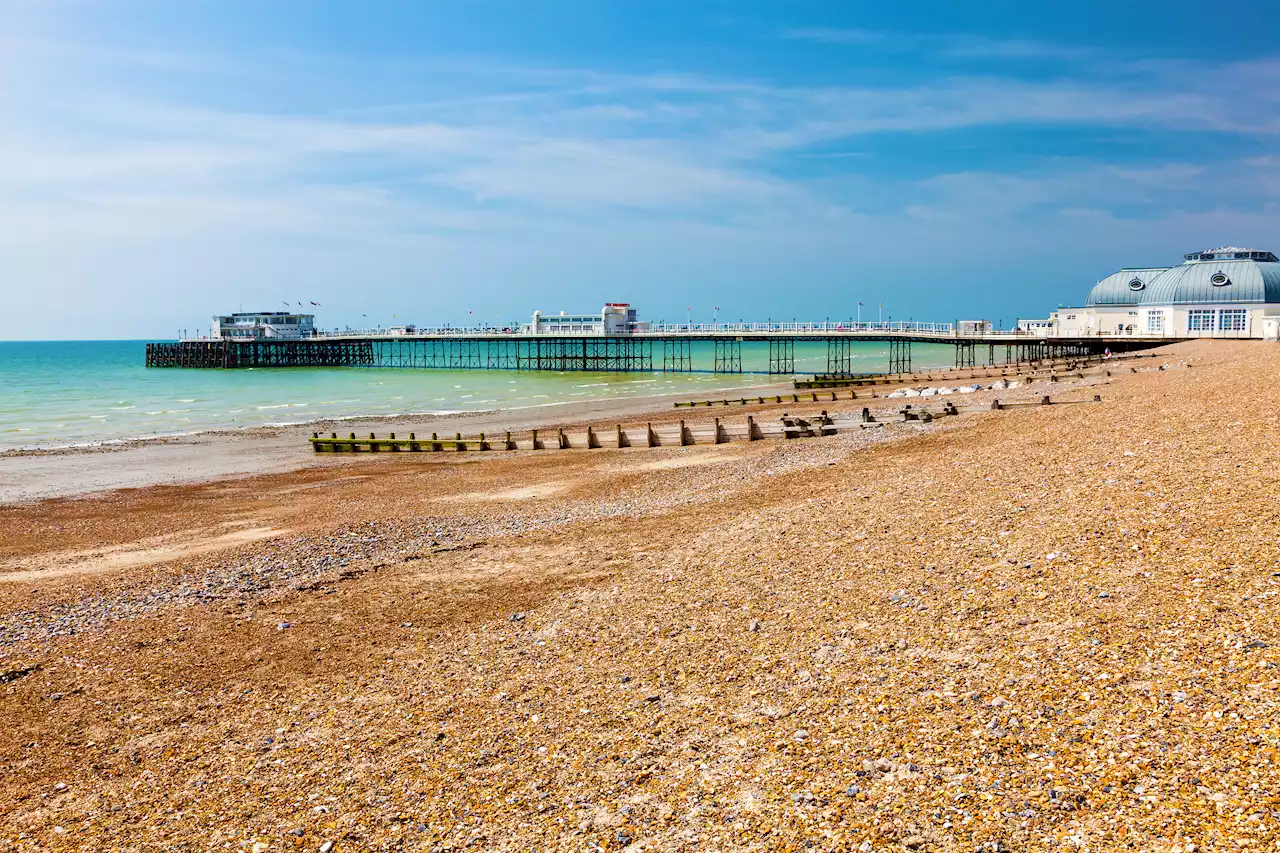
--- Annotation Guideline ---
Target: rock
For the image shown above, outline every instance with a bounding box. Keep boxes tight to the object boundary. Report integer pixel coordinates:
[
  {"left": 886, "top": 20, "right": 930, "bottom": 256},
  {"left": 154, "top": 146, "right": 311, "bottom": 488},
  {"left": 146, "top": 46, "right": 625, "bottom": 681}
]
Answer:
[
  {"left": 251, "top": 843, "right": 269, "bottom": 853},
  {"left": 845, "top": 784, "right": 861, "bottom": 796},
  {"left": 813, "top": 644, "right": 844, "bottom": 662},
  {"left": 319, "top": 842, "right": 335, "bottom": 853},
  {"left": 1244, "top": 640, "right": 1269, "bottom": 651},
  {"left": 50, "top": 693, "right": 63, "bottom": 701},
  {"left": 748, "top": 618, "right": 761, "bottom": 632},
  {"left": 903, "top": 835, "right": 926, "bottom": 849},
  {"left": 1172, "top": 691, "right": 1187, "bottom": 703},
  {"left": 53, "top": 782, "right": 67, "bottom": 792},
  {"left": 508, "top": 612, "right": 525, "bottom": 622},
  {"left": 793, "top": 729, "right": 809, "bottom": 740},
  {"left": 276, "top": 622, "right": 291, "bottom": 631},
  {"left": 292, "top": 827, "right": 306, "bottom": 836}
]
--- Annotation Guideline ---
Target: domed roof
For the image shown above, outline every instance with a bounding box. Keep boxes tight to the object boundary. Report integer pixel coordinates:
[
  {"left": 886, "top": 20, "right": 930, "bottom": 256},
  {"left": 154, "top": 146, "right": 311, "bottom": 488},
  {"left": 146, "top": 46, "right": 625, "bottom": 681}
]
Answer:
[
  {"left": 1085, "top": 268, "right": 1169, "bottom": 306},
  {"left": 1141, "top": 255, "right": 1280, "bottom": 305}
]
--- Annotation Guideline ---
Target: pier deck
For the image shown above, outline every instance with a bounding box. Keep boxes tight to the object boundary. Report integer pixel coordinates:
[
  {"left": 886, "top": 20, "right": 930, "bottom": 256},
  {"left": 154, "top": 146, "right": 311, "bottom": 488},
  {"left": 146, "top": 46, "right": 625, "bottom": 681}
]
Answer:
[{"left": 146, "top": 328, "right": 1175, "bottom": 373}]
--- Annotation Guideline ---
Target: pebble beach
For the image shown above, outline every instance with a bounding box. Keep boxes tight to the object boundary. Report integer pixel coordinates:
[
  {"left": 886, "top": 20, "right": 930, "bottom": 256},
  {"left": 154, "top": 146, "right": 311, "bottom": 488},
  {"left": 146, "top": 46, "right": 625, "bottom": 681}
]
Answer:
[{"left": 1, "top": 340, "right": 1277, "bottom": 852}]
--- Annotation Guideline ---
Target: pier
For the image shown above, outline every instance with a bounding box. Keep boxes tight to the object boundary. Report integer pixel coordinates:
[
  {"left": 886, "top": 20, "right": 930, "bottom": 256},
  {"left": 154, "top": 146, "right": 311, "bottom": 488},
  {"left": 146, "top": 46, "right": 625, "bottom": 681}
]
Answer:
[{"left": 145, "top": 323, "right": 1175, "bottom": 374}]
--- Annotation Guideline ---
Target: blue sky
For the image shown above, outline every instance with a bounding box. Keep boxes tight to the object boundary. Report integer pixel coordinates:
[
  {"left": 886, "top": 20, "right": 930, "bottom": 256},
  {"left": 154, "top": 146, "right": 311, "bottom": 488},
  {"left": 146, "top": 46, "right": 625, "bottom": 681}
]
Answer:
[{"left": 3, "top": 0, "right": 1280, "bottom": 339}]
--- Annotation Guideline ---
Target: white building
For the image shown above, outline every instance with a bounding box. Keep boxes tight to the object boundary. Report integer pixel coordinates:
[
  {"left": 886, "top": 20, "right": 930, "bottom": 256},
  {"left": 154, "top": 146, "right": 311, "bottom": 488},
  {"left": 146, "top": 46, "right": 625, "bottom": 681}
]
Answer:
[
  {"left": 212, "top": 312, "right": 316, "bottom": 340},
  {"left": 523, "top": 303, "right": 649, "bottom": 335},
  {"left": 1050, "top": 246, "right": 1280, "bottom": 340}
]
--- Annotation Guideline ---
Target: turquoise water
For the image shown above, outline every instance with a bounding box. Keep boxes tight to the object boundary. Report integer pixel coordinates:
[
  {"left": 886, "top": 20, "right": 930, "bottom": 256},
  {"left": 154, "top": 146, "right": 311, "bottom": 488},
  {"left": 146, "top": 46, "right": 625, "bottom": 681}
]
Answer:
[{"left": 0, "top": 340, "right": 957, "bottom": 450}]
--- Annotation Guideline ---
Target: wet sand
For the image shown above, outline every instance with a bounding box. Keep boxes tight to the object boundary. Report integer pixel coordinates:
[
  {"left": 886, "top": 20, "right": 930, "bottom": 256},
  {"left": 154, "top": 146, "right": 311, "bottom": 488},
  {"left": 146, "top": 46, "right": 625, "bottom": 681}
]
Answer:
[{"left": 0, "top": 381, "right": 800, "bottom": 503}]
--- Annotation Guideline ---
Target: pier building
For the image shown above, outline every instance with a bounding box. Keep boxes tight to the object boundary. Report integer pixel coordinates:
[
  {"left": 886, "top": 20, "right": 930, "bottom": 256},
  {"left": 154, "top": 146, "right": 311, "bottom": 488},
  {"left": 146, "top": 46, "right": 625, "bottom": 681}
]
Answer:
[
  {"left": 524, "top": 303, "right": 649, "bottom": 335},
  {"left": 1050, "top": 246, "right": 1280, "bottom": 340},
  {"left": 212, "top": 312, "right": 316, "bottom": 340}
]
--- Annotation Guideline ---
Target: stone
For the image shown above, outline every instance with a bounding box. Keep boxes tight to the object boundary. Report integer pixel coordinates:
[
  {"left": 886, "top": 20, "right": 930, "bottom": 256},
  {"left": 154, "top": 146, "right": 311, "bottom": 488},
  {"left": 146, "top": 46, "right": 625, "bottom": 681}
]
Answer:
[
  {"left": 793, "top": 729, "right": 809, "bottom": 740},
  {"left": 845, "top": 784, "right": 861, "bottom": 796},
  {"left": 508, "top": 612, "right": 525, "bottom": 622},
  {"left": 319, "top": 842, "right": 335, "bottom": 853},
  {"left": 748, "top": 619, "right": 761, "bottom": 632},
  {"left": 903, "top": 836, "right": 926, "bottom": 849},
  {"left": 53, "top": 782, "right": 67, "bottom": 792},
  {"left": 277, "top": 622, "right": 291, "bottom": 631}
]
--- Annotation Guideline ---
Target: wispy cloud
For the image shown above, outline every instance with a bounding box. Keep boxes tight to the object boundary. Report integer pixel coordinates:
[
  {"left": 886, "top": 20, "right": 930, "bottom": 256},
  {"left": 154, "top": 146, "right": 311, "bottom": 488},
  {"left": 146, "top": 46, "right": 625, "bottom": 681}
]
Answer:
[
  {"left": 3, "top": 13, "right": 1280, "bottom": 337},
  {"left": 783, "top": 27, "right": 1093, "bottom": 61}
]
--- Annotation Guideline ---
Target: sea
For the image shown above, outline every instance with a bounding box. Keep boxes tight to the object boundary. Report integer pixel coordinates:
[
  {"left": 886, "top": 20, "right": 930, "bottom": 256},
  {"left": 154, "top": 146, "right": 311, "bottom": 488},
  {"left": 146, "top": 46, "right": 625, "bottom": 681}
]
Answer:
[{"left": 0, "top": 340, "right": 959, "bottom": 451}]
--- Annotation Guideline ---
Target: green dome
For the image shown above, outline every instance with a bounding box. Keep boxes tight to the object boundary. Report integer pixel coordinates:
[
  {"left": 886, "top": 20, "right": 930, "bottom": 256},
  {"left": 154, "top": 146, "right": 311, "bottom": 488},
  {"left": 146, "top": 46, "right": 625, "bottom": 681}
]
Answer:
[
  {"left": 1085, "top": 268, "right": 1168, "bottom": 306},
  {"left": 1141, "top": 255, "right": 1280, "bottom": 305}
]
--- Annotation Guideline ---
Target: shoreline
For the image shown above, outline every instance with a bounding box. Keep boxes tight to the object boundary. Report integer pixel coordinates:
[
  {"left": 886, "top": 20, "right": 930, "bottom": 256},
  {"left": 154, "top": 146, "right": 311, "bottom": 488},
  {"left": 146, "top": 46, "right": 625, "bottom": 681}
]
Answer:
[{"left": 0, "top": 377, "right": 802, "bottom": 503}]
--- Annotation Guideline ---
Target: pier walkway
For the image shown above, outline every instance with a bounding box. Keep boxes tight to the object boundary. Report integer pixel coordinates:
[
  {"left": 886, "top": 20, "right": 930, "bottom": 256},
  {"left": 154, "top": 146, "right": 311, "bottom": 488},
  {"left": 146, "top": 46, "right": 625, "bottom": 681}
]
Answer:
[{"left": 146, "top": 323, "right": 1177, "bottom": 373}]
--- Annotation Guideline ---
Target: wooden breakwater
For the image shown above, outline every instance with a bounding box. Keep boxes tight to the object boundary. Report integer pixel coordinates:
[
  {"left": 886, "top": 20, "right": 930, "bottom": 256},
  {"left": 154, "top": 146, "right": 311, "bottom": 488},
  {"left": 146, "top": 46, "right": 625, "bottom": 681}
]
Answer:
[
  {"left": 795, "top": 352, "right": 1157, "bottom": 389},
  {"left": 309, "top": 394, "right": 1101, "bottom": 454}
]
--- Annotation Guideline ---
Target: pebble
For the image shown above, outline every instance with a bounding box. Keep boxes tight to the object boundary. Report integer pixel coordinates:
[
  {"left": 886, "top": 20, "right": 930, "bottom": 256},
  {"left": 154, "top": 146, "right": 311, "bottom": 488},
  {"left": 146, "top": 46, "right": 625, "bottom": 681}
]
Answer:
[{"left": 319, "top": 842, "right": 335, "bottom": 853}]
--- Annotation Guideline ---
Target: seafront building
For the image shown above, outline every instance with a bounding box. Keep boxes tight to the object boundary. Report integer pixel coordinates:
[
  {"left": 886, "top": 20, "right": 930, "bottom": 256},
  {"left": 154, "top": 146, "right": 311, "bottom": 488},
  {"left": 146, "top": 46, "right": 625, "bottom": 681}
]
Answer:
[
  {"left": 211, "top": 312, "right": 316, "bottom": 340},
  {"left": 522, "top": 303, "right": 649, "bottom": 335},
  {"left": 1042, "top": 246, "right": 1280, "bottom": 340}
]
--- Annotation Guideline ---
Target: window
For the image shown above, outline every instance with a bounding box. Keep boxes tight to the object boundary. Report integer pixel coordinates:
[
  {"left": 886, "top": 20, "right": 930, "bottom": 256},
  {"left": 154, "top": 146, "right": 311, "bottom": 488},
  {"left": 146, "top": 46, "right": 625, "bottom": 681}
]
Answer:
[
  {"left": 1219, "top": 309, "right": 1247, "bottom": 331},
  {"left": 1187, "top": 310, "right": 1215, "bottom": 332},
  {"left": 1147, "top": 310, "right": 1164, "bottom": 333}
]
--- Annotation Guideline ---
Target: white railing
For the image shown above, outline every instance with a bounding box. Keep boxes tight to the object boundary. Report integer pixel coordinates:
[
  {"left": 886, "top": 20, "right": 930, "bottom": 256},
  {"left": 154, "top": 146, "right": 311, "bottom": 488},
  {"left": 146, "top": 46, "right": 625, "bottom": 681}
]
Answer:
[
  {"left": 307, "top": 321, "right": 963, "bottom": 338},
  {"left": 641, "top": 320, "right": 956, "bottom": 334}
]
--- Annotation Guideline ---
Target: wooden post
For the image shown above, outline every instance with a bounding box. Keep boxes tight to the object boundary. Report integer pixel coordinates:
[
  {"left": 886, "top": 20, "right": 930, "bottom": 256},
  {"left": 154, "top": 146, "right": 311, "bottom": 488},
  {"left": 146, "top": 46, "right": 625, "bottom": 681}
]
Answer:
[
  {"left": 587, "top": 425, "right": 600, "bottom": 449},
  {"left": 479, "top": 432, "right": 488, "bottom": 451},
  {"left": 431, "top": 432, "right": 440, "bottom": 452},
  {"left": 647, "top": 422, "right": 657, "bottom": 447},
  {"left": 558, "top": 428, "right": 568, "bottom": 449},
  {"left": 679, "top": 420, "right": 691, "bottom": 446},
  {"left": 409, "top": 432, "right": 419, "bottom": 452},
  {"left": 862, "top": 407, "right": 873, "bottom": 423},
  {"left": 505, "top": 431, "right": 516, "bottom": 451},
  {"left": 1093, "top": 394, "right": 1102, "bottom": 402},
  {"left": 616, "top": 424, "right": 627, "bottom": 448},
  {"left": 531, "top": 428, "right": 540, "bottom": 450},
  {"left": 1040, "top": 395, "right": 1051, "bottom": 406},
  {"left": 746, "top": 415, "right": 760, "bottom": 441},
  {"left": 455, "top": 431, "right": 465, "bottom": 451},
  {"left": 991, "top": 400, "right": 1002, "bottom": 410},
  {"left": 713, "top": 417, "right": 724, "bottom": 444}
]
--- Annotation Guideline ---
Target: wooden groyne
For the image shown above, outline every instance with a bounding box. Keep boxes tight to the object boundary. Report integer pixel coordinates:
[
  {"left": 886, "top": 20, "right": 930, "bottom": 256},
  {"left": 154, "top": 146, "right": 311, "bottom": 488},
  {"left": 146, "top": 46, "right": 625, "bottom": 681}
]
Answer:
[{"left": 309, "top": 395, "right": 1101, "bottom": 454}]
